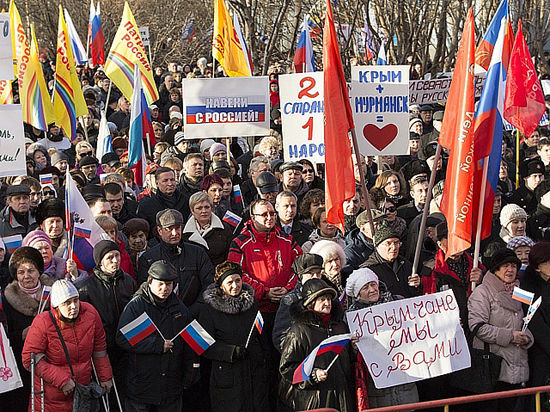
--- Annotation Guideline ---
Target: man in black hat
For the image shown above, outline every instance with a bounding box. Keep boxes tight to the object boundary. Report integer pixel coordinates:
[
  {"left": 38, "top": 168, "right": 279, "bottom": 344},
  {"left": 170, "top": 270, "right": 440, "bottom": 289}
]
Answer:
[
  {"left": 280, "top": 161, "right": 309, "bottom": 205},
  {"left": 116, "top": 260, "right": 196, "bottom": 411},
  {"left": 79, "top": 155, "right": 100, "bottom": 184},
  {"left": 35, "top": 198, "right": 66, "bottom": 257},
  {"left": 509, "top": 157, "right": 545, "bottom": 215},
  {"left": 0, "top": 185, "right": 37, "bottom": 237},
  {"left": 137, "top": 209, "right": 213, "bottom": 316},
  {"left": 256, "top": 171, "right": 280, "bottom": 204},
  {"left": 527, "top": 180, "right": 550, "bottom": 241},
  {"left": 101, "top": 152, "right": 121, "bottom": 174},
  {"left": 419, "top": 104, "right": 434, "bottom": 135}
]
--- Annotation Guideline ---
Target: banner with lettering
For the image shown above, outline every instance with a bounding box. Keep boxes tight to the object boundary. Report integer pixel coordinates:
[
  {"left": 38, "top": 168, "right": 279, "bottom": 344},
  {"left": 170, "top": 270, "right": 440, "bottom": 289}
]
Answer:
[
  {"left": 0, "top": 105, "right": 26, "bottom": 176},
  {"left": 351, "top": 65, "right": 410, "bottom": 156},
  {"left": 346, "top": 290, "right": 470, "bottom": 389},
  {"left": 409, "top": 75, "right": 485, "bottom": 105},
  {"left": 183, "top": 76, "right": 270, "bottom": 138},
  {"left": 279, "top": 72, "right": 325, "bottom": 163},
  {"left": 0, "top": 13, "right": 13, "bottom": 80}
]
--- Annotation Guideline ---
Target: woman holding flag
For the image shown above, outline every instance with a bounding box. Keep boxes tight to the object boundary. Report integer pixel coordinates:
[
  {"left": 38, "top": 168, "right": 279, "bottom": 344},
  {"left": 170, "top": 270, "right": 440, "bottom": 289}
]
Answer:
[
  {"left": 198, "top": 261, "right": 269, "bottom": 411},
  {"left": 1, "top": 247, "right": 53, "bottom": 409},
  {"left": 279, "top": 278, "right": 355, "bottom": 411}
]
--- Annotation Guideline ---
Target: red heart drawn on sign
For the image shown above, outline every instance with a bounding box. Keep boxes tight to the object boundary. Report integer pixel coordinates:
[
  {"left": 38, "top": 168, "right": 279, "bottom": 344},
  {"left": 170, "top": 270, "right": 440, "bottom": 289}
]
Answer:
[{"left": 362, "top": 124, "right": 398, "bottom": 151}]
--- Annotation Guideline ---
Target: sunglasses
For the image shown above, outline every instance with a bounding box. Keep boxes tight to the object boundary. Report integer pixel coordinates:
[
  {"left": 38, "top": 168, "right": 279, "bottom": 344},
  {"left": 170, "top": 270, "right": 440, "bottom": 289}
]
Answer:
[
  {"left": 385, "top": 206, "right": 397, "bottom": 213},
  {"left": 79, "top": 151, "right": 93, "bottom": 157},
  {"left": 254, "top": 211, "right": 276, "bottom": 218},
  {"left": 302, "top": 168, "right": 314, "bottom": 174}
]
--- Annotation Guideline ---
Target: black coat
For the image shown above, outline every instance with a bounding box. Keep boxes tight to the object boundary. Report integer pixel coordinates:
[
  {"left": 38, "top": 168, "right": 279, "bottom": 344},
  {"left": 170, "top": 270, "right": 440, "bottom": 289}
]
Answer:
[
  {"left": 278, "top": 219, "right": 313, "bottom": 247},
  {"left": 520, "top": 268, "right": 550, "bottom": 386},
  {"left": 136, "top": 188, "right": 191, "bottom": 234},
  {"left": 279, "top": 301, "right": 355, "bottom": 412},
  {"left": 76, "top": 267, "right": 136, "bottom": 350},
  {"left": 137, "top": 240, "right": 214, "bottom": 317},
  {"left": 182, "top": 218, "right": 234, "bottom": 266},
  {"left": 397, "top": 201, "right": 422, "bottom": 226},
  {"left": 527, "top": 204, "right": 550, "bottom": 241},
  {"left": 198, "top": 283, "right": 269, "bottom": 411},
  {"left": 508, "top": 185, "right": 537, "bottom": 216},
  {"left": 343, "top": 228, "right": 375, "bottom": 278},
  {"left": 116, "top": 283, "right": 196, "bottom": 405}
]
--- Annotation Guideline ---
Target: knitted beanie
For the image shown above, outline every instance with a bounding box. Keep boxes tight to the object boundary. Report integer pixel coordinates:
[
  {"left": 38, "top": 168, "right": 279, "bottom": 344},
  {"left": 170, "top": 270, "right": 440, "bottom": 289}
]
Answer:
[
  {"left": 23, "top": 230, "right": 52, "bottom": 248},
  {"left": 50, "top": 279, "right": 79, "bottom": 308},
  {"left": 345, "top": 268, "right": 379, "bottom": 298},
  {"left": 499, "top": 204, "right": 528, "bottom": 229}
]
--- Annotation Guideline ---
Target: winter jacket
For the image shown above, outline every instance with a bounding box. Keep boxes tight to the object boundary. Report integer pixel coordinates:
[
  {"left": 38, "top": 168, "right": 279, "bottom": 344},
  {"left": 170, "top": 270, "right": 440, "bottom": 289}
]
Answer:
[
  {"left": 272, "top": 283, "right": 303, "bottom": 353},
  {"left": 468, "top": 271, "right": 534, "bottom": 384},
  {"left": 199, "top": 283, "right": 269, "bottom": 411},
  {"left": 182, "top": 214, "right": 234, "bottom": 266},
  {"left": 527, "top": 204, "right": 550, "bottom": 241},
  {"left": 0, "top": 205, "right": 37, "bottom": 238},
  {"left": 136, "top": 188, "right": 191, "bottom": 234},
  {"left": 362, "top": 251, "right": 420, "bottom": 298},
  {"left": 22, "top": 303, "right": 113, "bottom": 412},
  {"left": 301, "top": 229, "right": 346, "bottom": 253},
  {"left": 137, "top": 240, "right": 214, "bottom": 317},
  {"left": 520, "top": 267, "right": 550, "bottom": 386},
  {"left": 279, "top": 300, "right": 355, "bottom": 412},
  {"left": 76, "top": 267, "right": 136, "bottom": 350},
  {"left": 116, "top": 283, "right": 196, "bottom": 405},
  {"left": 228, "top": 221, "right": 301, "bottom": 313},
  {"left": 343, "top": 228, "right": 375, "bottom": 278},
  {"left": 2, "top": 276, "right": 54, "bottom": 410}
]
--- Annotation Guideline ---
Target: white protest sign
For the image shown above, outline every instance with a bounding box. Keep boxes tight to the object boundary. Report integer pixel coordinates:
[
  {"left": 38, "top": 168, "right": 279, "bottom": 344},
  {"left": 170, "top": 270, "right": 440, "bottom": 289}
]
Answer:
[
  {"left": 409, "top": 75, "right": 485, "bottom": 105},
  {"left": 183, "top": 76, "right": 270, "bottom": 138},
  {"left": 0, "top": 14, "right": 13, "bottom": 80},
  {"left": 351, "top": 65, "right": 409, "bottom": 156},
  {"left": 139, "top": 27, "right": 150, "bottom": 47},
  {"left": 346, "top": 290, "right": 470, "bottom": 389},
  {"left": 542, "top": 80, "right": 550, "bottom": 96},
  {"left": 0, "top": 105, "right": 26, "bottom": 177},
  {"left": 279, "top": 72, "right": 325, "bottom": 163}
]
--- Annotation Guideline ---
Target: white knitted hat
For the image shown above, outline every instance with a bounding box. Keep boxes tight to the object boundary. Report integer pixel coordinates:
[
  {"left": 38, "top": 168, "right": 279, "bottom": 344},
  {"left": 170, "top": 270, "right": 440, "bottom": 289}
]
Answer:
[
  {"left": 50, "top": 279, "right": 79, "bottom": 308},
  {"left": 499, "top": 203, "right": 528, "bottom": 229},
  {"left": 345, "top": 268, "right": 379, "bottom": 298}
]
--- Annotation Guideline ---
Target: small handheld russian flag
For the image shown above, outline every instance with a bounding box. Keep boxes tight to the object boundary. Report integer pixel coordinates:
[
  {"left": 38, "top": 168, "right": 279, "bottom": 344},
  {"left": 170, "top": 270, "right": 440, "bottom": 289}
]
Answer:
[
  {"left": 38, "top": 285, "right": 52, "bottom": 313},
  {"left": 254, "top": 311, "right": 264, "bottom": 334},
  {"left": 120, "top": 312, "right": 158, "bottom": 346},
  {"left": 233, "top": 185, "right": 243, "bottom": 203},
  {"left": 178, "top": 320, "right": 215, "bottom": 355},
  {"left": 523, "top": 296, "right": 542, "bottom": 331},
  {"left": 2, "top": 235, "right": 23, "bottom": 254},
  {"left": 292, "top": 333, "right": 351, "bottom": 384},
  {"left": 39, "top": 173, "right": 53, "bottom": 185},
  {"left": 223, "top": 210, "right": 242, "bottom": 228},
  {"left": 74, "top": 225, "right": 92, "bottom": 239},
  {"left": 512, "top": 286, "right": 534, "bottom": 305}
]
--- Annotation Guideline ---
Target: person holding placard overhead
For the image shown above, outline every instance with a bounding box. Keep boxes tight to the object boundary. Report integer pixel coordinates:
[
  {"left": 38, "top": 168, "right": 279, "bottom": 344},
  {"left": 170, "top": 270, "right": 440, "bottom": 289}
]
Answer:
[{"left": 198, "top": 261, "right": 269, "bottom": 411}]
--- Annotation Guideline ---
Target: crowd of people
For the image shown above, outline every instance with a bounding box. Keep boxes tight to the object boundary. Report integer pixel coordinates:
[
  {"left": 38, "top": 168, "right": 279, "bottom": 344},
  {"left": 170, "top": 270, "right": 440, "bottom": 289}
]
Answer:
[{"left": 0, "top": 54, "right": 550, "bottom": 412}]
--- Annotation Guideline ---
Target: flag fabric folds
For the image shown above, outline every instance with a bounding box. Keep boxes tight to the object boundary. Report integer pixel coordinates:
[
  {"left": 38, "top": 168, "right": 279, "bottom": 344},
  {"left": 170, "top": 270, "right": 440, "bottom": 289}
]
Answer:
[
  {"left": 503, "top": 20, "right": 546, "bottom": 138},
  {"left": 53, "top": 6, "right": 88, "bottom": 140},
  {"left": 128, "top": 65, "right": 150, "bottom": 187},
  {"left": 105, "top": 2, "right": 158, "bottom": 104},
  {"left": 179, "top": 320, "right": 216, "bottom": 355},
  {"left": 292, "top": 333, "right": 351, "bottom": 384},
  {"left": 222, "top": 210, "right": 242, "bottom": 228},
  {"left": 120, "top": 312, "right": 158, "bottom": 346},
  {"left": 182, "top": 14, "right": 195, "bottom": 43},
  {"left": 96, "top": 113, "right": 113, "bottom": 161},
  {"left": 253, "top": 311, "right": 264, "bottom": 334},
  {"left": 438, "top": 8, "right": 476, "bottom": 257},
  {"left": 0, "top": 81, "right": 13, "bottom": 104},
  {"left": 65, "top": 169, "right": 109, "bottom": 271},
  {"left": 64, "top": 9, "right": 87, "bottom": 65},
  {"left": 21, "top": 25, "right": 55, "bottom": 131},
  {"left": 9, "top": 0, "right": 30, "bottom": 82},
  {"left": 212, "top": 0, "right": 251, "bottom": 77},
  {"left": 88, "top": 0, "right": 105, "bottom": 66},
  {"left": 376, "top": 42, "right": 387, "bottom": 65},
  {"left": 363, "top": 19, "right": 375, "bottom": 61},
  {"left": 2, "top": 235, "right": 22, "bottom": 254},
  {"left": 512, "top": 286, "right": 534, "bottom": 305},
  {"left": 322, "top": 0, "right": 356, "bottom": 234},
  {"left": 294, "top": 15, "right": 316, "bottom": 73},
  {"left": 475, "top": 0, "right": 508, "bottom": 70},
  {"left": 233, "top": 14, "right": 254, "bottom": 76}
]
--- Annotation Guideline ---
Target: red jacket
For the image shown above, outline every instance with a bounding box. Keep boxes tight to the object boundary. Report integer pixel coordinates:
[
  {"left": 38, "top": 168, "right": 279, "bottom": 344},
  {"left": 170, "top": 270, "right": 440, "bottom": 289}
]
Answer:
[
  {"left": 228, "top": 221, "right": 302, "bottom": 312},
  {"left": 22, "top": 302, "right": 112, "bottom": 412},
  {"left": 117, "top": 235, "right": 135, "bottom": 279}
]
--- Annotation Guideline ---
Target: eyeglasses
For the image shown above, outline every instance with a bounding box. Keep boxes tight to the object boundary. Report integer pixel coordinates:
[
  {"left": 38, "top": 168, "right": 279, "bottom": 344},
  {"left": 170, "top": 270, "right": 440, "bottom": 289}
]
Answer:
[
  {"left": 381, "top": 240, "right": 401, "bottom": 248},
  {"left": 302, "top": 169, "right": 314, "bottom": 174},
  {"left": 385, "top": 206, "right": 397, "bottom": 213},
  {"left": 79, "top": 151, "right": 93, "bottom": 157},
  {"left": 253, "top": 211, "right": 276, "bottom": 218}
]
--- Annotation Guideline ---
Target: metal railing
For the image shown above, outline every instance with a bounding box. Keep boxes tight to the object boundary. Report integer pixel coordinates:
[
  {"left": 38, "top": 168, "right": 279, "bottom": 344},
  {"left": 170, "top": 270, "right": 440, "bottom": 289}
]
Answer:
[{"left": 365, "top": 385, "right": 550, "bottom": 412}]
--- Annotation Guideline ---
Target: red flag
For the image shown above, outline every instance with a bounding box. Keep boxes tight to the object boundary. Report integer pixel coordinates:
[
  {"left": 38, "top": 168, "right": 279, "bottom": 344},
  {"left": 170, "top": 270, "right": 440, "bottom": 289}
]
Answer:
[
  {"left": 322, "top": 0, "right": 355, "bottom": 233},
  {"left": 439, "top": 8, "right": 476, "bottom": 257},
  {"left": 503, "top": 20, "right": 546, "bottom": 138}
]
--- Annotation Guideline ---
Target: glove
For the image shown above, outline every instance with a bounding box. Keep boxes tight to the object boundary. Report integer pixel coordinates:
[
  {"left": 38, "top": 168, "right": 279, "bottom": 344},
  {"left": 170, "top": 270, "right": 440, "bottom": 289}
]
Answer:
[{"left": 232, "top": 345, "right": 248, "bottom": 362}]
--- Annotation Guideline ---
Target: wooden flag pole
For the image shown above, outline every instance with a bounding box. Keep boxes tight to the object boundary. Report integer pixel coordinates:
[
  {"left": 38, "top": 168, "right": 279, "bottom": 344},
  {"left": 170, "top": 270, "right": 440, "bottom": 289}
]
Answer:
[{"left": 349, "top": 128, "right": 375, "bottom": 235}]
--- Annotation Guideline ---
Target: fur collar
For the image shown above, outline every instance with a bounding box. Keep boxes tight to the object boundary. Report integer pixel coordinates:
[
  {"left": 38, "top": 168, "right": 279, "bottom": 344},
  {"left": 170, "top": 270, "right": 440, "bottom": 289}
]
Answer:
[
  {"left": 4, "top": 275, "right": 54, "bottom": 316},
  {"left": 203, "top": 283, "right": 255, "bottom": 314}
]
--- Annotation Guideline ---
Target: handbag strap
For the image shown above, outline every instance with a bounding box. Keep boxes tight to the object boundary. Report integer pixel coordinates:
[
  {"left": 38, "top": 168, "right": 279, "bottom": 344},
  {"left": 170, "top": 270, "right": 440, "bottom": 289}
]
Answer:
[
  {"left": 470, "top": 322, "right": 491, "bottom": 354},
  {"left": 49, "top": 310, "right": 75, "bottom": 377}
]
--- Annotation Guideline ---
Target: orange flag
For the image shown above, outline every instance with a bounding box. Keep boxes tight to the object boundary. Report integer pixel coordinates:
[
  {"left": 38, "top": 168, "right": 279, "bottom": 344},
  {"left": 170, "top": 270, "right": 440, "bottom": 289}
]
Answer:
[
  {"left": 439, "top": 8, "right": 476, "bottom": 257},
  {"left": 322, "top": 0, "right": 355, "bottom": 233}
]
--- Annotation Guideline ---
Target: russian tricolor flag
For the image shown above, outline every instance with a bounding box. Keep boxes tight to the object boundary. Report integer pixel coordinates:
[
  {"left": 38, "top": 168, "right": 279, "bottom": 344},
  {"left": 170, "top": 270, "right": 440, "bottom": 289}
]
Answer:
[
  {"left": 179, "top": 320, "right": 215, "bottom": 355},
  {"left": 475, "top": 0, "right": 508, "bottom": 70},
  {"left": 294, "top": 15, "right": 316, "bottom": 73},
  {"left": 292, "top": 333, "right": 351, "bottom": 384},
  {"left": 253, "top": 311, "right": 264, "bottom": 334},
  {"left": 222, "top": 210, "right": 242, "bottom": 228},
  {"left": 39, "top": 173, "right": 53, "bottom": 185},
  {"left": 88, "top": 0, "right": 105, "bottom": 66},
  {"left": 3, "top": 235, "right": 22, "bottom": 254},
  {"left": 377, "top": 42, "right": 387, "bottom": 65},
  {"left": 233, "top": 184, "right": 243, "bottom": 203},
  {"left": 512, "top": 286, "right": 534, "bottom": 305},
  {"left": 120, "top": 312, "right": 158, "bottom": 346},
  {"left": 74, "top": 226, "right": 92, "bottom": 239},
  {"left": 64, "top": 9, "right": 87, "bottom": 65}
]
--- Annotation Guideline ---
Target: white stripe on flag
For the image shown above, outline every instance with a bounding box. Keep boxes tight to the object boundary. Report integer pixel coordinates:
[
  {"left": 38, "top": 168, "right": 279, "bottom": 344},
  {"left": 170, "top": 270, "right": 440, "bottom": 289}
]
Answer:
[{"left": 120, "top": 312, "right": 150, "bottom": 335}]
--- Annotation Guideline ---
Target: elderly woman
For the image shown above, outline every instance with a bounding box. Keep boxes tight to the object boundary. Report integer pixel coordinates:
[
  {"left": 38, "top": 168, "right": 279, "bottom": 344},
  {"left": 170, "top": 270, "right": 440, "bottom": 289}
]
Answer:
[
  {"left": 346, "top": 268, "right": 419, "bottom": 408},
  {"left": 27, "top": 143, "right": 50, "bottom": 172},
  {"left": 484, "top": 204, "right": 528, "bottom": 267},
  {"left": 310, "top": 239, "right": 347, "bottom": 293},
  {"left": 520, "top": 242, "right": 550, "bottom": 391},
  {"left": 201, "top": 173, "right": 230, "bottom": 219},
  {"left": 507, "top": 236, "right": 535, "bottom": 277},
  {"left": 183, "top": 192, "right": 233, "bottom": 266},
  {"left": 258, "top": 136, "right": 280, "bottom": 160},
  {"left": 279, "top": 278, "right": 355, "bottom": 411},
  {"left": 1, "top": 247, "right": 53, "bottom": 409},
  {"left": 468, "top": 248, "right": 533, "bottom": 412},
  {"left": 121, "top": 218, "right": 150, "bottom": 274},
  {"left": 22, "top": 279, "right": 113, "bottom": 412},
  {"left": 198, "top": 261, "right": 269, "bottom": 411},
  {"left": 369, "top": 170, "right": 408, "bottom": 208},
  {"left": 302, "top": 207, "right": 346, "bottom": 253},
  {"left": 22, "top": 230, "right": 84, "bottom": 282}
]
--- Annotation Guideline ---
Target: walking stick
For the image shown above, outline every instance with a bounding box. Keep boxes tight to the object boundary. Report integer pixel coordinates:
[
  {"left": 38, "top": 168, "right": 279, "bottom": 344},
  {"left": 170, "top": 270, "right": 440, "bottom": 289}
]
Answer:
[
  {"left": 91, "top": 359, "right": 110, "bottom": 412},
  {"left": 111, "top": 375, "right": 124, "bottom": 412}
]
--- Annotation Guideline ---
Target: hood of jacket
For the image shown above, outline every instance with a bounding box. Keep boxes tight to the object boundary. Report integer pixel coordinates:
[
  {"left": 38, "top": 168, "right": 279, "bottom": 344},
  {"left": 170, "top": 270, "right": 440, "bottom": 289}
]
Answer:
[{"left": 203, "top": 282, "right": 255, "bottom": 314}]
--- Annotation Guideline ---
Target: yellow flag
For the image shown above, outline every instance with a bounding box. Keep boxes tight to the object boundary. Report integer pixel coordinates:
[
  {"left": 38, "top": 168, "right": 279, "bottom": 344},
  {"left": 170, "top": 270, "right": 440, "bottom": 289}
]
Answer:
[
  {"left": 21, "top": 25, "right": 55, "bottom": 131},
  {"left": 212, "top": 0, "right": 251, "bottom": 77},
  {"left": 9, "top": 0, "right": 30, "bottom": 84},
  {"left": 104, "top": 2, "right": 158, "bottom": 104},
  {"left": 0, "top": 80, "right": 13, "bottom": 104},
  {"left": 53, "top": 6, "right": 87, "bottom": 139}
]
